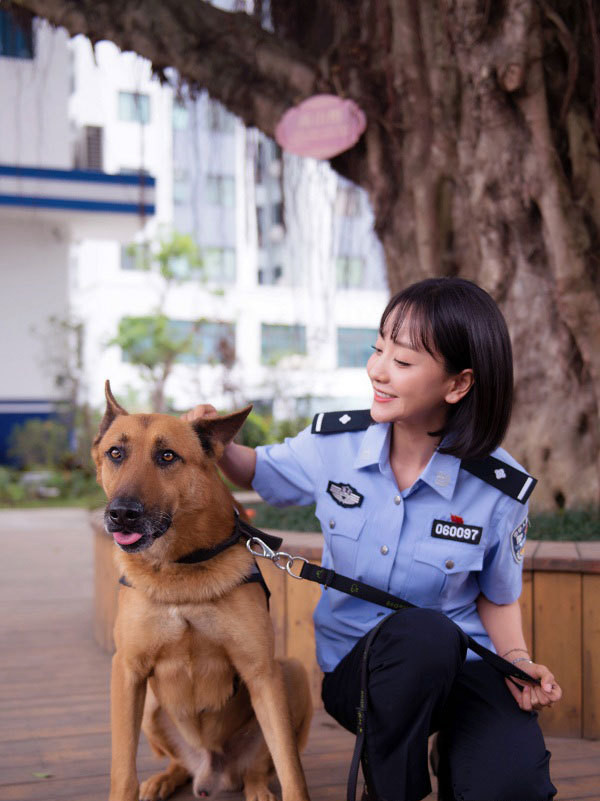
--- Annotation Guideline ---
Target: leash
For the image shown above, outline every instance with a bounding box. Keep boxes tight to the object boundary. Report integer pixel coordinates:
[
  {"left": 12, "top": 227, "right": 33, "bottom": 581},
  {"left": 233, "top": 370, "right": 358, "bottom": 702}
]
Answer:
[{"left": 246, "top": 534, "right": 539, "bottom": 686}]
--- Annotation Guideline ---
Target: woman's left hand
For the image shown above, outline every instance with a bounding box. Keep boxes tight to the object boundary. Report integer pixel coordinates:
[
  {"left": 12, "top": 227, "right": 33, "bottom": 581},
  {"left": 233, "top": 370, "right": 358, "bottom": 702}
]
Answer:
[{"left": 505, "top": 662, "right": 562, "bottom": 711}]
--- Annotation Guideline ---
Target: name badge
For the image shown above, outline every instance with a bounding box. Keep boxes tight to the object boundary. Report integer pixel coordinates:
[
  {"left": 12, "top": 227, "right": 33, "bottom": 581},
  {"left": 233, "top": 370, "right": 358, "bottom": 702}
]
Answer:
[{"left": 431, "top": 519, "right": 482, "bottom": 545}]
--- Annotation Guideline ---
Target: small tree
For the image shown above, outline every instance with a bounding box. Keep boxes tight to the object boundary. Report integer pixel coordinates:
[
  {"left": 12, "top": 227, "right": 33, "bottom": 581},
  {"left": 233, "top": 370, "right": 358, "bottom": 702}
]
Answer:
[{"left": 112, "top": 231, "right": 234, "bottom": 412}]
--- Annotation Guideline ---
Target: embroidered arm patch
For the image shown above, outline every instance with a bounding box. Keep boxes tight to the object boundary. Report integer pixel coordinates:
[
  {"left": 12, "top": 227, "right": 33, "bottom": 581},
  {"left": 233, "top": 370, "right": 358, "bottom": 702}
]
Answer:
[{"left": 510, "top": 518, "right": 529, "bottom": 564}]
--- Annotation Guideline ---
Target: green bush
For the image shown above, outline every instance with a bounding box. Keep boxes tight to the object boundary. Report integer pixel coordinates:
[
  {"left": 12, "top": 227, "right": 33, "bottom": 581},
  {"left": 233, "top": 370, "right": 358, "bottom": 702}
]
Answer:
[
  {"left": 247, "top": 503, "right": 320, "bottom": 533},
  {"left": 237, "top": 413, "right": 271, "bottom": 448},
  {"left": 7, "top": 418, "right": 70, "bottom": 469},
  {"left": 0, "top": 466, "right": 26, "bottom": 504},
  {"left": 235, "top": 412, "right": 310, "bottom": 448},
  {"left": 529, "top": 507, "right": 600, "bottom": 541},
  {"left": 272, "top": 416, "right": 311, "bottom": 441}
]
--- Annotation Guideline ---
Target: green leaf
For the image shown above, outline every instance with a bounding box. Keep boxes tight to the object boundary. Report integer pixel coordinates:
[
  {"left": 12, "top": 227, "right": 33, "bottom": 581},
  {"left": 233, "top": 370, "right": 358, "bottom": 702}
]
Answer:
[{"left": 32, "top": 772, "right": 52, "bottom": 779}]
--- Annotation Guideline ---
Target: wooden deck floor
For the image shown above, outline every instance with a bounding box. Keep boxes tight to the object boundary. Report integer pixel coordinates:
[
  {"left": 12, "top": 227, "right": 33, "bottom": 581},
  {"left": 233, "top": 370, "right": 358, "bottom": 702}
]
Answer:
[{"left": 1, "top": 508, "right": 600, "bottom": 801}]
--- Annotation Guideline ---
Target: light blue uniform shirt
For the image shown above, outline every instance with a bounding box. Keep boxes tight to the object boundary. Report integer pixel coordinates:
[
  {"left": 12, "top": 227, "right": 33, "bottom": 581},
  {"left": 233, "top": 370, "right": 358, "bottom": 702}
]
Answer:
[{"left": 253, "top": 421, "right": 529, "bottom": 673}]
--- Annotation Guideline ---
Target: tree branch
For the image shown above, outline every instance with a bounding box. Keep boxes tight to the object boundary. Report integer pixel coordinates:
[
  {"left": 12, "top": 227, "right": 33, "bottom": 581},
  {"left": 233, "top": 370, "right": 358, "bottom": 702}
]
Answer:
[{"left": 11, "top": 0, "right": 323, "bottom": 136}]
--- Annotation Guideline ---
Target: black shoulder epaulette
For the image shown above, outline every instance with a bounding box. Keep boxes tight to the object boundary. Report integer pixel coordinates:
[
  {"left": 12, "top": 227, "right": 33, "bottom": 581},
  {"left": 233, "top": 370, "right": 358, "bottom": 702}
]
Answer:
[
  {"left": 461, "top": 455, "right": 537, "bottom": 504},
  {"left": 311, "top": 409, "right": 373, "bottom": 434}
]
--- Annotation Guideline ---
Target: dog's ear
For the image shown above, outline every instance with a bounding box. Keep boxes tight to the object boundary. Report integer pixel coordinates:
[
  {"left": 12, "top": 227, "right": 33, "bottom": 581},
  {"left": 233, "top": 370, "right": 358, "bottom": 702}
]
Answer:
[
  {"left": 93, "top": 380, "right": 128, "bottom": 448},
  {"left": 192, "top": 405, "right": 253, "bottom": 459}
]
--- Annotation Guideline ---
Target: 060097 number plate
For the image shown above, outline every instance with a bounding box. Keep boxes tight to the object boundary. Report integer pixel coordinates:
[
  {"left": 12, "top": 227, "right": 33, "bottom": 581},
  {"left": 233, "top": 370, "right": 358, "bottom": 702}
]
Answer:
[{"left": 430, "top": 519, "right": 482, "bottom": 545}]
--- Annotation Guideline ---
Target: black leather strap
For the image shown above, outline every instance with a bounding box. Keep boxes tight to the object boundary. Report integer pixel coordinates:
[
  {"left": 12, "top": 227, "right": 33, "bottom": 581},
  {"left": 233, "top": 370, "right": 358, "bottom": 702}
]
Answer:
[
  {"left": 347, "top": 612, "right": 398, "bottom": 801},
  {"left": 300, "top": 561, "right": 538, "bottom": 686}
]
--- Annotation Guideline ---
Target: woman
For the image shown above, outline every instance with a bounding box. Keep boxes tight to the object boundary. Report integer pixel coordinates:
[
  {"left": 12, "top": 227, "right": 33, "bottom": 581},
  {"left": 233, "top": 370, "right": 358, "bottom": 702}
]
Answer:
[{"left": 184, "top": 277, "right": 562, "bottom": 801}]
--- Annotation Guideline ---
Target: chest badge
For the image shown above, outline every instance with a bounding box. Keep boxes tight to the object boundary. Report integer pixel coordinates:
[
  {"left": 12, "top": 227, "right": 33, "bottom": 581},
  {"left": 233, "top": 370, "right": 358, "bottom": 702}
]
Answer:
[
  {"left": 431, "top": 518, "right": 483, "bottom": 545},
  {"left": 327, "top": 481, "right": 364, "bottom": 508}
]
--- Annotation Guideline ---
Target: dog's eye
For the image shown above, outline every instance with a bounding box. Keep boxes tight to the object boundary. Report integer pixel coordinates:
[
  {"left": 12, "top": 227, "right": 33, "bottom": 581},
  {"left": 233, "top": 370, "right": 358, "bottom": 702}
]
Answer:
[
  {"left": 107, "top": 447, "right": 123, "bottom": 461},
  {"left": 158, "top": 450, "right": 178, "bottom": 464}
]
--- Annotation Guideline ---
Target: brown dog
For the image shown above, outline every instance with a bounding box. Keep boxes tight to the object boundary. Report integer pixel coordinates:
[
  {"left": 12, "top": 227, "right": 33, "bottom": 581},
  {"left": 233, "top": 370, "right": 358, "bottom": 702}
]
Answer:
[{"left": 92, "top": 382, "right": 312, "bottom": 801}]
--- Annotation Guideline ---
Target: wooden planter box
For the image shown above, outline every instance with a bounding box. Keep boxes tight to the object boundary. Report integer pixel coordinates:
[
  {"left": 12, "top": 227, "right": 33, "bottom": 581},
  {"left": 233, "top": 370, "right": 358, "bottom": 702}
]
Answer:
[{"left": 91, "top": 513, "right": 600, "bottom": 739}]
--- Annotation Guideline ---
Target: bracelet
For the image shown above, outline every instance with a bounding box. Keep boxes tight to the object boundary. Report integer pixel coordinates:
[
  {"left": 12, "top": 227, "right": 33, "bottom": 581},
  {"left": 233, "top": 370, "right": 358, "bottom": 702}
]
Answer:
[
  {"left": 511, "top": 657, "right": 533, "bottom": 665},
  {"left": 501, "top": 647, "right": 530, "bottom": 658}
]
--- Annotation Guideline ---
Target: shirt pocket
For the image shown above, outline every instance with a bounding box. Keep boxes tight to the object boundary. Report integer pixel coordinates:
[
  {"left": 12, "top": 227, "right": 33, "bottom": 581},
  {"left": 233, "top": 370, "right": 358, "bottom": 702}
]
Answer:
[
  {"left": 406, "top": 540, "right": 485, "bottom": 608},
  {"left": 315, "top": 495, "right": 367, "bottom": 577}
]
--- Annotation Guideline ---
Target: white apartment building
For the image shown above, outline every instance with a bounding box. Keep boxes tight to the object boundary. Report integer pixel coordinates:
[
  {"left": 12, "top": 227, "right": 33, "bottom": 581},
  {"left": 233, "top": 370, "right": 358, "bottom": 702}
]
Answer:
[
  {"left": 0, "top": 13, "right": 153, "bottom": 460},
  {"left": 1, "top": 8, "right": 388, "bottom": 461}
]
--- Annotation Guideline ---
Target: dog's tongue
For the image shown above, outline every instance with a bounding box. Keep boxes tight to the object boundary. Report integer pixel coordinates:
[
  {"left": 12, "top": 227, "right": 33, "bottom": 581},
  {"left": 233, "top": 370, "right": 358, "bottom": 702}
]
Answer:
[{"left": 113, "top": 531, "right": 143, "bottom": 546}]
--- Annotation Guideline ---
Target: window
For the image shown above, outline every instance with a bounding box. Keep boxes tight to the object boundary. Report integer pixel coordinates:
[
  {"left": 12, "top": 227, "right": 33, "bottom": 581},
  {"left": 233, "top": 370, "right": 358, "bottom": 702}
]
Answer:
[
  {"left": 75, "top": 126, "right": 103, "bottom": 170},
  {"left": 335, "top": 185, "right": 362, "bottom": 217},
  {"left": 120, "top": 318, "right": 235, "bottom": 366},
  {"left": 118, "top": 167, "right": 152, "bottom": 177},
  {"left": 206, "top": 100, "right": 235, "bottom": 133},
  {"left": 336, "top": 256, "right": 365, "bottom": 289},
  {"left": 172, "top": 99, "right": 189, "bottom": 131},
  {"left": 256, "top": 206, "right": 267, "bottom": 248},
  {"left": 203, "top": 247, "right": 236, "bottom": 284},
  {"left": 118, "top": 91, "right": 151, "bottom": 124},
  {"left": 258, "top": 265, "right": 283, "bottom": 285},
  {"left": 173, "top": 168, "right": 190, "bottom": 206},
  {"left": 170, "top": 320, "right": 236, "bottom": 365},
  {"left": 120, "top": 242, "right": 150, "bottom": 271},
  {"left": 261, "top": 324, "right": 307, "bottom": 365},
  {"left": 0, "top": 9, "right": 34, "bottom": 59},
  {"left": 206, "top": 175, "right": 235, "bottom": 207},
  {"left": 337, "top": 327, "right": 378, "bottom": 368},
  {"left": 273, "top": 202, "right": 284, "bottom": 226}
]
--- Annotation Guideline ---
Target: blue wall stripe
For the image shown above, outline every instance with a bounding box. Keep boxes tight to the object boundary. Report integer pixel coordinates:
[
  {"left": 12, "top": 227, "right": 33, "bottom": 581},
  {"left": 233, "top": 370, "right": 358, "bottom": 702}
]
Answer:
[
  {"left": 0, "top": 164, "right": 156, "bottom": 187},
  {"left": 0, "top": 194, "right": 155, "bottom": 215}
]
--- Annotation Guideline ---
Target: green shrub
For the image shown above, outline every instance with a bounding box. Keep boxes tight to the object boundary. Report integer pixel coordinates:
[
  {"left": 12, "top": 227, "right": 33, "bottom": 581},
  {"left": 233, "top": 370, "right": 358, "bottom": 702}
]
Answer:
[
  {"left": 0, "top": 466, "right": 26, "bottom": 504},
  {"left": 237, "top": 413, "right": 271, "bottom": 448},
  {"left": 529, "top": 507, "right": 600, "bottom": 541},
  {"left": 272, "top": 417, "right": 311, "bottom": 441},
  {"left": 7, "top": 418, "right": 70, "bottom": 469}
]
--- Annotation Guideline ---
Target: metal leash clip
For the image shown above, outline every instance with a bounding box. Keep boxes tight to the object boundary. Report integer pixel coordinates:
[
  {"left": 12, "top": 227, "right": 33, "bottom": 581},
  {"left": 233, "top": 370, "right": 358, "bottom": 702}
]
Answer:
[{"left": 246, "top": 536, "right": 308, "bottom": 580}]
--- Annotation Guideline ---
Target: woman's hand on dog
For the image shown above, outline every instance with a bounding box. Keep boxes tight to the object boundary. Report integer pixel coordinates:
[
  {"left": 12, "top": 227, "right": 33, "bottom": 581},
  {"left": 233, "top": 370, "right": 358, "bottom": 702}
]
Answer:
[
  {"left": 180, "top": 404, "right": 220, "bottom": 423},
  {"left": 181, "top": 405, "right": 257, "bottom": 489}
]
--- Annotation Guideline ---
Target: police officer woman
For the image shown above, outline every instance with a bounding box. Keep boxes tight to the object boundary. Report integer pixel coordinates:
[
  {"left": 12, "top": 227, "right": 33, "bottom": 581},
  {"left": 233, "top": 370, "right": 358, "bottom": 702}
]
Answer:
[{"left": 183, "top": 277, "right": 562, "bottom": 801}]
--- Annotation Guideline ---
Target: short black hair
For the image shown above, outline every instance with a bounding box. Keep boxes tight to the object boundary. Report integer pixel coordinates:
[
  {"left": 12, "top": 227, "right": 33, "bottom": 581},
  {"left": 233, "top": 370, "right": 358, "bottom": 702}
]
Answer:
[{"left": 379, "top": 277, "right": 513, "bottom": 460}]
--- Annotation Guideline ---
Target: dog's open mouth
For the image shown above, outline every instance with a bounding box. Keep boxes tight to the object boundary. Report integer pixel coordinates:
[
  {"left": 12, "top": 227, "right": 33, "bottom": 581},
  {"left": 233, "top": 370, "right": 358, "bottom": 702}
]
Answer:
[{"left": 113, "top": 531, "right": 144, "bottom": 546}]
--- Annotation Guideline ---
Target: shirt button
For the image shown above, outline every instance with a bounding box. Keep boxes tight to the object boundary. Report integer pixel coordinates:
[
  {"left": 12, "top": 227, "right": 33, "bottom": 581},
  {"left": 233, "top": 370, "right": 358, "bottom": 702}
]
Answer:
[
  {"left": 329, "top": 519, "right": 336, "bottom": 529},
  {"left": 445, "top": 559, "right": 455, "bottom": 569},
  {"left": 394, "top": 495, "right": 401, "bottom": 505},
  {"left": 380, "top": 545, "right": 389, "bottom": 555}
]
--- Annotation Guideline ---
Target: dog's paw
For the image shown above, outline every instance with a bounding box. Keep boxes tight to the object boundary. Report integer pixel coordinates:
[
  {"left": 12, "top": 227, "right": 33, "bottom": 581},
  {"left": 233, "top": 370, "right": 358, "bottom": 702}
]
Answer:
[
  {"left": 244, "top": 786, "right": 279, "bottom": 801},
  {"left": 139, "top": 771, "right": 181, "bottom": 801}
]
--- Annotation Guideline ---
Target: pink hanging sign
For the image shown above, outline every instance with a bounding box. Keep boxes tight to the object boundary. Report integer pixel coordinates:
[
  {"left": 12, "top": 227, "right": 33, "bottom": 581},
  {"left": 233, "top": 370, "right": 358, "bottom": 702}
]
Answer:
[{"left": 275, "top": 94, "right": 367, "bottom": 160}]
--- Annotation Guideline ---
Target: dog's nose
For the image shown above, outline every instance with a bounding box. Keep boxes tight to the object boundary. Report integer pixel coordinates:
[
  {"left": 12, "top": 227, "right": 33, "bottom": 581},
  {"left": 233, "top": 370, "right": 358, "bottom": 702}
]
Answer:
[{"left": 107, "top": 497, "right": 144, "bottom": 528}]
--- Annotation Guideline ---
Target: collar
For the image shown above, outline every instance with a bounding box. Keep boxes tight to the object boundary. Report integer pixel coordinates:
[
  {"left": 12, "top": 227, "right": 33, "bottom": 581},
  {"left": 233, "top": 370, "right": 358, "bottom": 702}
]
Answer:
[
  {"left": 353, "top": 423, "right": 460, "bottom": 499},
  {"left": 419, "top": 449, "right": 460, "bottom": 500},
  {"left": 353, "top": 422, "right": 390, "bottom": 469},
  {"left": 175, "top": 512, "right": 283, "bottom": 564}
]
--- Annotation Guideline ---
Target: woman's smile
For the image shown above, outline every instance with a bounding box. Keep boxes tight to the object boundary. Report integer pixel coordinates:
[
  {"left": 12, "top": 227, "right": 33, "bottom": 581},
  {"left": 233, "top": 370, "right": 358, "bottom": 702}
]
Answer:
[{"left": 372, "top": 386, "right": 396, "bottom": 402}]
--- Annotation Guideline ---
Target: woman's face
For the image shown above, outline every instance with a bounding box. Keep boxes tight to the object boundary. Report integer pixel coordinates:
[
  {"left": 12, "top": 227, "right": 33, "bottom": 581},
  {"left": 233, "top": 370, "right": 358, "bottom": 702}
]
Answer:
[{"left": 366, "top": 321, "right": 472, "bottom": 431}]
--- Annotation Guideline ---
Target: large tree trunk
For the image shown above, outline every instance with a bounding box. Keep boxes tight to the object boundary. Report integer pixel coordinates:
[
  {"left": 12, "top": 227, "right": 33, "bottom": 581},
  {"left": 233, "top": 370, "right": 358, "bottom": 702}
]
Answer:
[
  {"left": 12, "top": 0, "right": 600, "bottom": 509},
  {"left": 368, "top": 1, "right": 600, "bottom": 509}
]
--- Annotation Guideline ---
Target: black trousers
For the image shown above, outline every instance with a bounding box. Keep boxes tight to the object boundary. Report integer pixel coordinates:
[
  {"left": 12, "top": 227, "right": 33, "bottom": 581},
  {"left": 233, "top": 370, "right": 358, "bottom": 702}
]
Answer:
[{"left": 321, "top": 608, "right": 557, "bottom": 801}]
